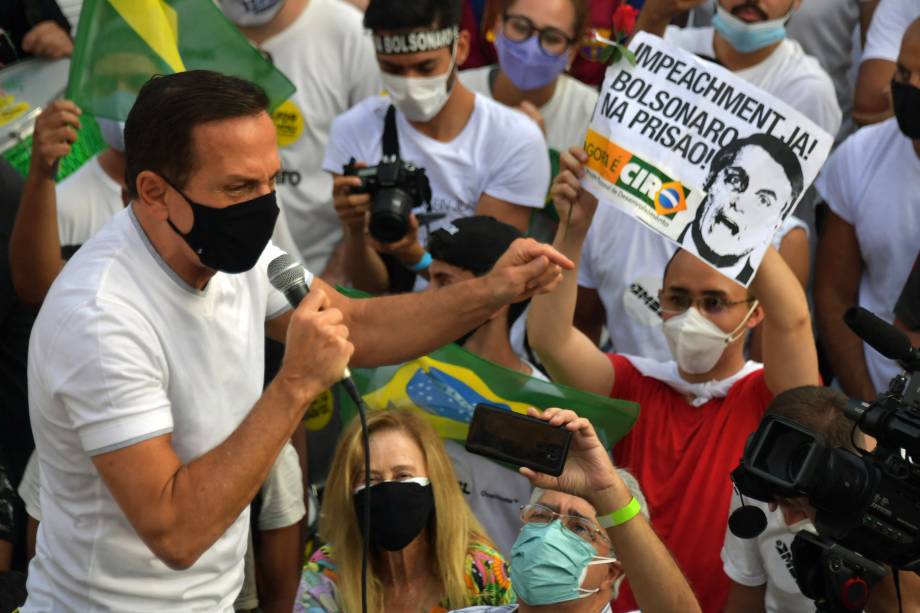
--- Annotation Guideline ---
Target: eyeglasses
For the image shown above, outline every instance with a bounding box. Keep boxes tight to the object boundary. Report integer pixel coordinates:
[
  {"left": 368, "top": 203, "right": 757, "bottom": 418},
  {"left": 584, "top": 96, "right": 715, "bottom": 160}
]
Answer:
[
  {"left": 520, "top": 503, "right": 611, "bottom": 546},
  {"left": 659, "top": 293, "right": 756, "bottom": 316},
  {"left": 502, "top": 13, "right": 577, "bottom": 57}
]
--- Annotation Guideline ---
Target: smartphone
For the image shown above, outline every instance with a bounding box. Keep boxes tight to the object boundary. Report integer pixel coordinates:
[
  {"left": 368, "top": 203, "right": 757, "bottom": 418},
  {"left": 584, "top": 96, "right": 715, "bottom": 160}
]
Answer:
[{"left": 465, "top": 403, "right": 572, "bottom": 477}]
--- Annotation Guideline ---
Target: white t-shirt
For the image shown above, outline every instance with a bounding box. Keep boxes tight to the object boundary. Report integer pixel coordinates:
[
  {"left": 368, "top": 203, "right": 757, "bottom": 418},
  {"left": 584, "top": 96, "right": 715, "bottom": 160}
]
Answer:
[
  {"left": 56, "top": 156, "right": 122, "bottom": 247},
  {"left": 55, "top": 154, "right": 303, "bottom": 261},
  {"left": 23, "top": 207, "right": 302, "bottom": 612},
  {"left": 261, "top": 0, "right": 381, "bottom": 274},
  {"left": 815, "top": 118, "right": 920, "bottom": 393},
  {"left": 323, "top": 94, "right": 550, "bottom": 247},
  {"left": 459, "top": 67, "right": 598, "bottom": 160},
  {"left": 18, "top": 450, "right": 40, "bottom": 522},
  {"left": 664, "top": 27, "right": 842, "bottom": 137},
  {"left": 579, "top": 205, "right": 807, "bottom": 359},
  {"left": 722, "top": 494, "right": 815, "bottom": 613},
  {"left": 862, "top": 0, "right": 920, "bottom": 62}
]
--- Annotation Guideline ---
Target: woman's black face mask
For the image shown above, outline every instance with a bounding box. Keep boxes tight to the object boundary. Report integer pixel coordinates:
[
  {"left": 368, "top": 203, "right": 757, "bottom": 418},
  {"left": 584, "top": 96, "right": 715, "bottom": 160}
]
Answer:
[
  {"left": 164, "top": 178, "right": 279, "bottom": 274},
  {"left": 353, "top": 480, "right": 435, "bottom": 551}
]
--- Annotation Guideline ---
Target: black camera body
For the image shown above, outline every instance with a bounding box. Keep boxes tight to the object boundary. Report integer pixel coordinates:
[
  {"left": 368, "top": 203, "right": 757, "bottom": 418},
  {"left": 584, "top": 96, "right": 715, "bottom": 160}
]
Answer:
[
  {"left": 344, "top": 156, "right": 432, "bottom": 244},
  {"left": 732, "top": 306, "right": 920, "bottom": 611}
]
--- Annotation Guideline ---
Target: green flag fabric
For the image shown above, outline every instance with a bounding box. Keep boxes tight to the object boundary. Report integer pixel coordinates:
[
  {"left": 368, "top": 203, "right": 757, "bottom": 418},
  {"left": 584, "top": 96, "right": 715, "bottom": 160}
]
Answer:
[{"left": 66, "top": 0, "right": 295, "bottom": 120}]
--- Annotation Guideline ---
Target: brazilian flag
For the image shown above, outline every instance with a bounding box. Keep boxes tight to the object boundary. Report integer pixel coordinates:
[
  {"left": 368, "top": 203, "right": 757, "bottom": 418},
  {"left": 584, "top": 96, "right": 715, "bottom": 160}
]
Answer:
[{"left": 66, "top": 0, "right": 295, "bottom": 120}]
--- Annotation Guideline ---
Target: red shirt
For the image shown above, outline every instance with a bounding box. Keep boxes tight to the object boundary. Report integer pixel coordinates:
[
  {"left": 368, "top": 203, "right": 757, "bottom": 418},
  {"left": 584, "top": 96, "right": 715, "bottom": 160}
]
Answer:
[{"left": 608, "top": 354, "right": 773, "bottom": 613}]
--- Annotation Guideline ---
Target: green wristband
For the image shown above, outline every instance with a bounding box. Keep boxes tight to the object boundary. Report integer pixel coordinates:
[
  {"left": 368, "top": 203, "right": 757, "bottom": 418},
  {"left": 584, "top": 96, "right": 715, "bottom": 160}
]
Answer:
[{"left": 597, "top": 496, "right": 641, "bottom": 529}]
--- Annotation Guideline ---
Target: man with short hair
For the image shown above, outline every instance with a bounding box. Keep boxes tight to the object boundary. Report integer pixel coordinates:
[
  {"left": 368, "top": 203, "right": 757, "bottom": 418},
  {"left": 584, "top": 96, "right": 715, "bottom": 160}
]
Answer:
[
  {"left": 815, "top": 17, "right": 920, "bottom": 401},
  {"left": 21, "top": 70, "right": 570, "bottom": 610},
  {"left": 678, "top": 133, "right": 804, "bottom": 284},
  {"left": 220, "top": 0, "right": 381, "bottom": 278},
  {"left": 722, "top": 387, "right": 854, "bottom": 613},
  {"left": 728, "top": 386, "right": 920, "bottom": 611},
  {"left": 529, "top": 147, "right": 819, "bottom": 612},
  {"left": 327, "top": 0, "right": 550, "bottom": 294}
]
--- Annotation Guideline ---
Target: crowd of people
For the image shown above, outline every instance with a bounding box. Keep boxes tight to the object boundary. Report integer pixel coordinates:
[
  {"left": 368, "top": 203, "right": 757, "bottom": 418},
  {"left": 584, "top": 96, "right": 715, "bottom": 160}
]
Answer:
[{"left": 0, "top": 0, "right": 918, "bottom": 611}]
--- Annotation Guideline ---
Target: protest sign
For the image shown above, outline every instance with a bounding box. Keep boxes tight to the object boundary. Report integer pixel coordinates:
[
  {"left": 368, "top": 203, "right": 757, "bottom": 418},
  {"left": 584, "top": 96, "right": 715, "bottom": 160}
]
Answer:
[{"left": 582, "top": 32, "right": 833, "bottom": 286}]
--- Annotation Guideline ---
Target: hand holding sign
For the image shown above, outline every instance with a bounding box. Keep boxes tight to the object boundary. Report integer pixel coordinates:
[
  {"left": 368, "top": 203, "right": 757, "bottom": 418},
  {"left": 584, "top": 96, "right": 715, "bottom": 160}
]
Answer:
[
  {"left": 582, "top": 32, "right": 833, "bottom": 286},
  {"left": 552, "top": 147, "right": 599, "bottom": 234}
]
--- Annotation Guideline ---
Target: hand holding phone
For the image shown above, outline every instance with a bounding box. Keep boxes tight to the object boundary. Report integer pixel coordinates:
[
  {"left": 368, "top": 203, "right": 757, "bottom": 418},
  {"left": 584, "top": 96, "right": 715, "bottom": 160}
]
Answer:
[{"left": 465, "top": 403, "right": 573, "bottom": 477}]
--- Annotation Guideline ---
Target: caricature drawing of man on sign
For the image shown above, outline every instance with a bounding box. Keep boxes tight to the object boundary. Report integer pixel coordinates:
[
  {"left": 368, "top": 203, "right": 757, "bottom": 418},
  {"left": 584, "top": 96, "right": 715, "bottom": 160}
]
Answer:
[{"left": 677, "top": 133, "right": 804, "bottom": 284}]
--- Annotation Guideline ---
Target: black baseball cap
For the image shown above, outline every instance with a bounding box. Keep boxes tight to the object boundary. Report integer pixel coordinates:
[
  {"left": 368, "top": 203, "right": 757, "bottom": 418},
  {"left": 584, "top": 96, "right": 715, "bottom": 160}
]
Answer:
[{"left": 427, "top": 216, "right": 523, "bottom": 276}]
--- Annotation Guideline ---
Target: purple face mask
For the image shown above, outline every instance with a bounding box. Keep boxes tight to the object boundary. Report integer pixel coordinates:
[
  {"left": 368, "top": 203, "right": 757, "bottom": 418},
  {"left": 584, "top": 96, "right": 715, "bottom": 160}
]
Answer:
[{"left": 495, "top": 30, "right": 570, "bottom": 91}]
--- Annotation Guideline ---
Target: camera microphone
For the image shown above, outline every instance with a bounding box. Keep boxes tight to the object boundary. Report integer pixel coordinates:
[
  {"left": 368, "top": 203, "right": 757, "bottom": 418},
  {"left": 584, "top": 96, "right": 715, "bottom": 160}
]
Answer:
[
  {"left": 266, "top": 252, "right": 370, "bottom": 613},
  {"left": 844, "top": 306, "right": 920, "bottom": 370}
]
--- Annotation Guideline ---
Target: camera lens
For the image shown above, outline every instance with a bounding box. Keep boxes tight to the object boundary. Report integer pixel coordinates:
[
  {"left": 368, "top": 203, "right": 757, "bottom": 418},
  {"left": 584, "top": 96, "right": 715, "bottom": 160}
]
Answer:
[{"left": 369, "top": 188, "right": 414, "bottom": 243}]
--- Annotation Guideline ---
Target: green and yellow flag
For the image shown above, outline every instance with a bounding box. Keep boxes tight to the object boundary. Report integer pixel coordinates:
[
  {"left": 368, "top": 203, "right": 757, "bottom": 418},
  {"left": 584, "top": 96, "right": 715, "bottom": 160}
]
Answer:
[{"left": 66, "top": 0, "right": 295, "bottom": 119}]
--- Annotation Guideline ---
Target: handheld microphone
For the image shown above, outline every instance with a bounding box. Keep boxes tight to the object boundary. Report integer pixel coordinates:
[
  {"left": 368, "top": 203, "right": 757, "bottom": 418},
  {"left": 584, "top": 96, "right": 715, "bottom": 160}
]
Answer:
[
  {"left": 266, "top": 252, "right": 369, "bottom": 613},
  {"left": 267, "top": 253, "right": 351, "bottom": 378}
]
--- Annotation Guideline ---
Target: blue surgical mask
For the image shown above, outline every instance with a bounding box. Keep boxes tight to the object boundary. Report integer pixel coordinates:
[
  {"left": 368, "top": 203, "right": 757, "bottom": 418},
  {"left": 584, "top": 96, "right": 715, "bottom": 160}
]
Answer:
[
  {"left": 495, "top": 31, "right": 570, "bottom": 91},
  {"left": 509, "top": 521, "right": 617, "bottom": 605},
  {"left": 712, "top": 3, "right": 791, "bottom": 53}
]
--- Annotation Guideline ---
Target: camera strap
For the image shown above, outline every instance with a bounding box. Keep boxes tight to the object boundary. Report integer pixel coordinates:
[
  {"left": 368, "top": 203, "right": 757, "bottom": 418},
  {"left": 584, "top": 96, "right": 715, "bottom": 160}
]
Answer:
[{"left": 382, "top": 105, "right": 399, "bottom": 162}]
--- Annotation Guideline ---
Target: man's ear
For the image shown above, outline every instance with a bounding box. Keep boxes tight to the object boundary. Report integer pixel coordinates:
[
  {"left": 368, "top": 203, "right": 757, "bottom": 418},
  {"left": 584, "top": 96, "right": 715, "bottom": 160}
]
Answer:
[
  {"left": 135, "top": 171, "right": 171, "bottom": 222},
  {"left": 456, "top": 29, "right": 472, "bottom": 67},
  {"left": 746, "top": 303, "right": 765, "bottom": 330},
  {"left": 601, "top": 560, "right": 625, "bottom": 591}
]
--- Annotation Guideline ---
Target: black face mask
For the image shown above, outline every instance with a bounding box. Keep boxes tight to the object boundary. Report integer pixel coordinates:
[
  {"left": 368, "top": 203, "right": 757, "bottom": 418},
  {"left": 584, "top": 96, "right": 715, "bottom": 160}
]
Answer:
[
  {"left": 353, "top": 480, "right": 435, "bottom": 551},
  {"left": 892, "top": 79, "right": 920, "bottom": 140},
  {"left": 165, "top": 179, "right": 279, "bottom": 274}
]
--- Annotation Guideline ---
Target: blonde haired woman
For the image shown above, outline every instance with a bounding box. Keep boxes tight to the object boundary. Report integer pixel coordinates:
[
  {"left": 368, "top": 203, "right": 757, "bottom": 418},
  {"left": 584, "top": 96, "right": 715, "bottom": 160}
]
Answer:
[{"left": 295, "top": 409, "right": 514, "bottom": 612}]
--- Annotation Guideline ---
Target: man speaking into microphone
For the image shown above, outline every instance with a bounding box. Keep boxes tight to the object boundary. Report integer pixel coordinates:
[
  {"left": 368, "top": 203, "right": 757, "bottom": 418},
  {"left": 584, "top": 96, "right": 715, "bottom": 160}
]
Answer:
[{"left": 21, "top": 70, "right": 571, "bottom": 611}]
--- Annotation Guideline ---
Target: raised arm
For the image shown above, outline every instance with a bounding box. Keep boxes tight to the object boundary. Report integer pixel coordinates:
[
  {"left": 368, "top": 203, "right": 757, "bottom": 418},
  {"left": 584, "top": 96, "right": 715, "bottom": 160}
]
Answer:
[
  {"left": 522, "top": 407, "right": 702, "bottom": 613},
  {"left": 9, "top": 101, "right": 78, "bottom": 307},
  {"left": 752, "top": 246, "right": 820, "bottom": 395},
  {"left": 329, "top": 238, "right": 573, "bottom": 367},
  {"left": 528, "top": 148, "right": 615, "bottom": 396}
]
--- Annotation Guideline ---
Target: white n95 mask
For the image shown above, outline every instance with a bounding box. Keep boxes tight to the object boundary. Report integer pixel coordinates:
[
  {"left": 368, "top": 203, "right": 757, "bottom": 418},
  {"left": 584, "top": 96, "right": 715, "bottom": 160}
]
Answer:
[
  {"left": 662, "top": 303, "right": 758, "bottom": 374},
  {"left": 381, "top": 46, "right": 457, "bottom": 122},
  {"left": 219, "top": 0, "right": 284, "bottom": 27}
]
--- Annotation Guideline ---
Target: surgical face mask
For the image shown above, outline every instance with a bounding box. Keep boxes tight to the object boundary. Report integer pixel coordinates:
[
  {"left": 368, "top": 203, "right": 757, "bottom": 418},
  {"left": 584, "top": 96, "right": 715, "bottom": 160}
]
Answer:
[
  {"left": 494, "top": 31, "right": 570, "bottom": 91},
  {"left": 662, "top": 303, "right": 758, "bottom": 374},
  {"left": 510, "top": 521, "right": 616, "bottom": 605},
  {"left": 219, "top": 0, "right": 284, "bottom": 27},
  {"left": 164, "top": 179, "right": 279, "bottom": 274},
  {"left": 711, "top": 3, "right": 790, "bottom": 53},
  {"left": 380, "top": 45, "right": 457, "bottom": 122},
  {"left": 891, "top": 80, "right": 920, "bottom": 139},
  {"left": 97, "top": 117, "right": 126, "bottom": 152},
  {"left": 353, "top": 478, "right": 435, "bottom": 551}
]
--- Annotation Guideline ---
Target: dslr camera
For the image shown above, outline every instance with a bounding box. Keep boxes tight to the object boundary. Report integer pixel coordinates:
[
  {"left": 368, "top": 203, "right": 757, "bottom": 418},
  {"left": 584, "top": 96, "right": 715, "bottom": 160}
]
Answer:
[
  {"left": 344, "top": 155, "right": 433, "bottom": 243},
  {"left": 733, "top": 307, "right": 920, "bottom": 612}
]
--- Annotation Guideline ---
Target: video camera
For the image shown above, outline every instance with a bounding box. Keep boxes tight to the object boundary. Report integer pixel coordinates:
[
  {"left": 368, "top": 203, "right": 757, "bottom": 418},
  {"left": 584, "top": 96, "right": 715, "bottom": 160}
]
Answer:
[
  {"left": 344, "top": 155, "right": 433, "bottom": 244},
  {"left": 732, "top": 306, "right": 920, "bottom": 612}
]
